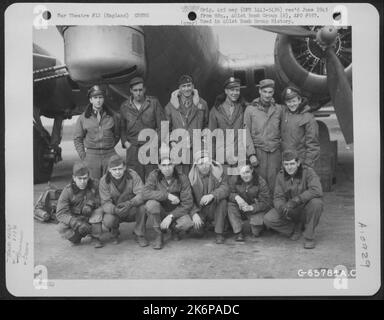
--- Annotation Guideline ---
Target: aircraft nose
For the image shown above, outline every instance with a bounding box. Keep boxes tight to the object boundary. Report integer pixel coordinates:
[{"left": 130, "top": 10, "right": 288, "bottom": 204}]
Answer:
[{"left": 60, "top": 26, "right": 146, "bottom": 84}]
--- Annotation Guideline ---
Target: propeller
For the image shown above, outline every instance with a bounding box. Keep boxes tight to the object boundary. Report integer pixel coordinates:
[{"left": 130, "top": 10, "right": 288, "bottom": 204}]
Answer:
[
  {"left": 325, "top": 47, "right": 353, "bottom": 144},
  {"left": 255, "top": 26, "right": 353, "bottom": 144}
]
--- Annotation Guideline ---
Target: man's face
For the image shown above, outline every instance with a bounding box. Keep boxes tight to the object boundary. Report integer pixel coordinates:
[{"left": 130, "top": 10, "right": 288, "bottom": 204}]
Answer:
[
  {"left": 196, "top": 157, "right": 211, "bottom": 176},
  {"left": 259, "top": 87, "right": 274, "bottom": 104},
  {"left": 89, "top": 95, "right": 104, "bottom": 111},
  {"left": 158, "top": 159, "right": 175, "bottom": 178},
  {"left": 285, "top": 96, "right": 302, "bottom": 112},
  {"left": 108, "top": 164, "right": 126, "bottom": 180},
  {"left": 239, "top": 165, "right": 253, "bottom": 183},
  {"left": 225, "top": 86, "right": 241, "bottom": 102},
  {"left": 73, "top": 174, "right": 89, "bottom": 190},
  {"left": 283, "top": 159, "right": 300, "bottom": 176},
  {"left": 130, "top": 83, "right": 146, "bottom": 102},
  {"left": 179, "top": 82, "right": 194, "bottom": 98}
]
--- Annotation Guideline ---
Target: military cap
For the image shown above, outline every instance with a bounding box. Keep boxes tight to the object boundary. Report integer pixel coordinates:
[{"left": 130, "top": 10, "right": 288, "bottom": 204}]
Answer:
[
  {"left": 129, "top": 76, "right": 144, "bottom": 88},
  {"left": 178, "top": 74, "right": 193, "bottom": 86},
  {"left": 193, "top": 150, "right": 210, "bottom": 164},
  {"left": 72, "top": 161, "right": 89, "bottom": 176},
  {"left": 257, "top": 79, "right": 275, "bottom": 89},
  {"left": 87, "top": 85, "right": 105, "bottom": 98},
  {"left": 282, "top": 149, "right": 299, "bottom": 162},
  {"left": 224, "top": 77, "right": 241, "bottom": 89},
  {"left": 108, "top": 154, "right": 125, "bottom": 169},
  {"left": 282, "top": 86, "right": 302, "bottom": 101},
  {"left": 158, "top": 143, "right": 172, "bottom": 164}
]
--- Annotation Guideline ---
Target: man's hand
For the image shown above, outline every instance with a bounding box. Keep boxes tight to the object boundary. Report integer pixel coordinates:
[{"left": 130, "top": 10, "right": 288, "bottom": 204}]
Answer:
[
  {"left": 249, "top": 155, "right": 259, "bottom": 167},
  {"left": 168, "top": 193, "right": 180, "bottom": 205},
  {"left": 160, "top": 214, "right": 173, "bottom": 230},
  {"left": 282, "top": 206, "right": 292, "bottom": 220},
  {"left": 286, "top": 199, "right": 299, "bottom": 209},
  {"left": 77, "top": 222, "right": 92, "bottom": 237},
  {"left": 242, "top": 205, "right": 254, "bottom": 213},
  {"left": 114, "top": 201, "right": 131, "bottom": 218},
  {"left": 200, "top": 194, "right": 214, "bottom": 207},
  {"left": 235, "top": 195, "right": 247, "bottom": 210},
  {"left": 81, "top": 200, "right": 95, "bottom": 217},
  {"left": 192, "top": 213, "right": 203, "bottom": 230},
  {"left": 282, "top": 199, "right": 299, "bottom": 219},
  {"left": 69, "top": 217, "right": 83, "bottom": 230},
  {"left": 117, "top": 201, "right": 132, "bottom": 210},
  {"left": 124, "top": 141, "right": 132, "bottom": 149},
  {"left": 81, "top": 205, "right": 93, "bottom": 217}
]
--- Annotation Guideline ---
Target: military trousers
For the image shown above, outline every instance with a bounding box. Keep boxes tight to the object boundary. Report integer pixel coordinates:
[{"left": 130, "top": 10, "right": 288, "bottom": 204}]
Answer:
[
  {"left": 57, "top": 207, "right": 104, "bottom": 243},
  {"left": 103, "top": 205, "right": 147, "bottom": 237},
  {"left": 227, "top": 201, "right": 266, "bottom": 234},
  {"left": 126, "top": 144, "right": 157, "bottom": 183},
  {"left": 193, "top": 199, "right": 228, "bottom": 234},
  {"left": 85, "top": 148, "right": 117, "bottom": 180},
  {"left": 145, "top": 200, "right": 194, "bottom": 232},
  {"left": 255, "top": 148, "right": 281, "bottom": 195},
  {"left": 263, "top": 198, "right": 323, "bottom": 240}
]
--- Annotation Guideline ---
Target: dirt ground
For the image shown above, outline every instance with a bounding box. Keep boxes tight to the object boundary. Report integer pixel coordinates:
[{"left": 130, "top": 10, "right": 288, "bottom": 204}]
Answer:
[{"left": 33, "top": 116, "right": 355, "bottom": 279}]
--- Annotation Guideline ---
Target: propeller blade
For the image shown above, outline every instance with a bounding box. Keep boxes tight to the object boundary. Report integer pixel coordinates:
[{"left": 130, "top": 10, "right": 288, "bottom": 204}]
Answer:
[
  {"left": 325, "top": 47, "right": 353, "bottom": 144},
  {"left": 254, "top": 26, "right": 317, "bottom": 38}
]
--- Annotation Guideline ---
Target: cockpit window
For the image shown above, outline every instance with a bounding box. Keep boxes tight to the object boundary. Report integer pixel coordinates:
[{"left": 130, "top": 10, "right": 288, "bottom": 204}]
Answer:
[
  {"left": 234, "top": 70, "right": 246, "bottom": 86},
  {"left": 254, "top": 68, "right": 266, "bottom": 85}
]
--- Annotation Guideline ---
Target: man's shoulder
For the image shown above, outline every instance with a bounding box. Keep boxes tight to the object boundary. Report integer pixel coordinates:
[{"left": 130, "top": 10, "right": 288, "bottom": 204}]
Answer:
[
  {"left": 244, "top": 103, "right": 258, "bottom": 113},
  {"left": 198, "top": 97, "right": 208, "bottom": 108},
  {"left": 258, "top": 174, "right": 268, "bottom": 185},
  {"left": 164, "top": 101, "right": 174, "bottom": 111},
  {"left": 276, "top": 169, "right": 285, "bottom": 179},
  {"left": 209, "top": 104, "right": 220, "bottom": 114},
  {"left": 89, "top": 178, "right": 99, "bottom": 188},
  {"left": 60, "top": 183, "right": 73, "bottom": 197},
  {"left": 146, "top": 169, "right": 160, "bottom": 181},
  {"left": 120, "top": 98, "right": 132, "bottom": 110},
  {"left": 177, "top": 171, "right": 189, "bottom": 182},
  {"left": 303, "top": 165, "right": 319, "bottom": 177},
  {"left": 127, "top": 168, "right": 142, "bottom": 181},
  {"left": 147, "top": 95, "right": 161, "bottom": 104},
  {"left": 99, "top": 174, "right": 109, "bottom": 186},
  {"left": 178, "top": 173, "right": 192, "bottom": 188},
  {"left": 77, "top": 111, "right": 87, "bottom": 121},
  {"left": 272, "top": 102, "right": 284, "bottom": 111}
]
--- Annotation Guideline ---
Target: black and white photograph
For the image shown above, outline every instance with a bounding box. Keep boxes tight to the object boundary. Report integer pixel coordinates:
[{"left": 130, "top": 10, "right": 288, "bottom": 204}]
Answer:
[
  {"left": 4, "top": 3, "right": 380, "bottom": 297},
  {"left": 32, "top": 24, "right": 355, "bottom": 279}
]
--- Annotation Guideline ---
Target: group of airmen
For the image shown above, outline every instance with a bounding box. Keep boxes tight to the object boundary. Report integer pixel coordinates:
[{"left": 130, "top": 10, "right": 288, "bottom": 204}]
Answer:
[{"left": 56, "top": 75, "right": 323, "bottom": 250}]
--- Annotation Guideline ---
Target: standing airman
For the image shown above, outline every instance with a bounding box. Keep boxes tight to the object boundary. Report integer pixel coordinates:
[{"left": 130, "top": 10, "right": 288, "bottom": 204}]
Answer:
[{"left": 74, "top": 85, "right": 120, "bottom": 180}]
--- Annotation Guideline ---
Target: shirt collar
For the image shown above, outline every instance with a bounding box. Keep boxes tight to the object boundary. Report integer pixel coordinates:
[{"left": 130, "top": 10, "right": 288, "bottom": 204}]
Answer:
[
  {"left": 284, "top": 165, "right": 303, "bottom": 180},
  {"left": 92, "top": 107, "right": 103, "bottom": 115}
]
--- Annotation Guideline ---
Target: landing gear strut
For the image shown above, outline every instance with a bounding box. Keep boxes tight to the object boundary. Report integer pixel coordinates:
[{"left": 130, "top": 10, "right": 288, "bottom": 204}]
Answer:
[
  {"left": 33, "top": 108, "right": 63, "bottom": 184},
  {"left": 314, "top": 120, "right": 338, "bottom": 192}
]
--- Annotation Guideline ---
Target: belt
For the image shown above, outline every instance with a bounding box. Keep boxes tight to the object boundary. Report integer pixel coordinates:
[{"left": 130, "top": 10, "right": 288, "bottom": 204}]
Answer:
[{"left": 86, "top": 147, "right": 115, "bottom": 152}]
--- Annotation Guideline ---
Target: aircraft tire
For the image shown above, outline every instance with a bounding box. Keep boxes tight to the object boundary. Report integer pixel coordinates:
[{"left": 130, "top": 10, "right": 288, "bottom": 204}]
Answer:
[{"left": 33, "top": 126, "right": 54, "bottom": 184}]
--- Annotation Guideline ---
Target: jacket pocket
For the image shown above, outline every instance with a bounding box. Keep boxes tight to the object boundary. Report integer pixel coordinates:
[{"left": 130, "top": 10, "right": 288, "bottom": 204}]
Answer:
[{"left": 141, "top": 108, "right": 156, "bottom": 128}]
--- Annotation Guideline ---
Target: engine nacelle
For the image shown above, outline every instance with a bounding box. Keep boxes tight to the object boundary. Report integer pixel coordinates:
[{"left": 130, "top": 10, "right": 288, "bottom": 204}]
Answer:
[
  {"left": 274, "top": 31, "right": 352, "bottom": 98},
  {"left": 57, "top": 26, "right": 146, "bottom": 85}
]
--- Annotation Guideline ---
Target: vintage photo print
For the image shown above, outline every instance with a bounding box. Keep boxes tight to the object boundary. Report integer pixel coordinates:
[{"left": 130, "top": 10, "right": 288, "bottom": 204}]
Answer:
[{"left": 4, "top": 3, "right": 380, "bottom": 297}]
